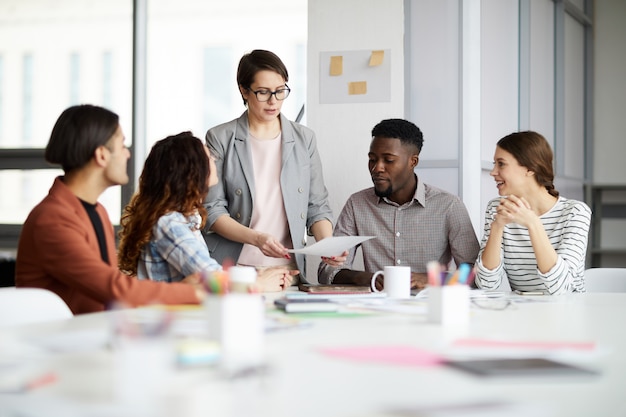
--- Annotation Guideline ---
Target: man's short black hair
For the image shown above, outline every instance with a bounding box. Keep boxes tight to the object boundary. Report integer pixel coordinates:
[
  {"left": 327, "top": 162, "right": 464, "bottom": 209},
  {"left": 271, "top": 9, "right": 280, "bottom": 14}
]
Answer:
[
  {"left": 371, "top": 118, "right": 423, "bottom": 153},
  {"left": 45, "top": 104, "right": 119, "bottom": 173}
]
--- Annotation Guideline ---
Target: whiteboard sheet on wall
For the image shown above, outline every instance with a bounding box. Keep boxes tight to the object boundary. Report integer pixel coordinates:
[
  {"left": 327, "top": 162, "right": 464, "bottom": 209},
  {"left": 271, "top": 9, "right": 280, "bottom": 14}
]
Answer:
[{"left": 319, "top": 49, "right": 391, "bottom": 104}]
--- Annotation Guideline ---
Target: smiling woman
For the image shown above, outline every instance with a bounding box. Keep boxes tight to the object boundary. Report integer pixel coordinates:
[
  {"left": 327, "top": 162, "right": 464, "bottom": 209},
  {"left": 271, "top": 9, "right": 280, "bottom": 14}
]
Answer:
[{"left": 475, "top": 131, "right": 592, "bottom": 295}]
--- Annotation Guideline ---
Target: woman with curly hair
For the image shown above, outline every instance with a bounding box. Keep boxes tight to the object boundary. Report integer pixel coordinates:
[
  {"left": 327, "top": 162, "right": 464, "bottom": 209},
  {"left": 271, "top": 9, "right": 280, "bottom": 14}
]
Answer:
[{"left": 118, "top": 132, "right": 296, "bottom": 291}]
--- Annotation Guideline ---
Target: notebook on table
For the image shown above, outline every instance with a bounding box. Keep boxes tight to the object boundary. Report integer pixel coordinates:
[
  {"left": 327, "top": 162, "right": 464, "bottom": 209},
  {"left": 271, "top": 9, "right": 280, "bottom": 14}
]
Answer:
[
  {"left": 298, "top": 283, "right": 372, "bottom": 294},
  {"left": 445, "top": 357, "right": 598, "bottom": 378},
  {"left": 274, "top": 297, "right": 339, "bottom": 313}
]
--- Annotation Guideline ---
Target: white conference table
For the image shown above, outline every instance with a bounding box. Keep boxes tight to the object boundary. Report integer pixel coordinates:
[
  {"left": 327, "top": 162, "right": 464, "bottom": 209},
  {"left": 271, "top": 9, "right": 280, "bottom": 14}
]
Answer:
[{"left": 1, "top": 291, "right": 625, "bottom": 417}]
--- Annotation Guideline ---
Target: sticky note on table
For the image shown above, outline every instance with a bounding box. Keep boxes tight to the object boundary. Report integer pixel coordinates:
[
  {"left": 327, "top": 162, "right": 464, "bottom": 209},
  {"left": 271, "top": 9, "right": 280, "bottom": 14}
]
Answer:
[
  {"left": 330, "top": 55, "right": 343, "bottom": 76},
  {"left": 348, "top": 81, "right": 367, "bottom": 95},
  {"left": 369, "top": 50, "right": 385, "bottom": 66}
]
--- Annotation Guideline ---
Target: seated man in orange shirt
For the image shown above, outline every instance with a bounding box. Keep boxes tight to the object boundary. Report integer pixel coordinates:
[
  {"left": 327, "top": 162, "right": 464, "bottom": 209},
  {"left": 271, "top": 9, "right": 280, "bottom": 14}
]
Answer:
[{"left": 16, "top": 104, "right": 203, "bottom": 314}]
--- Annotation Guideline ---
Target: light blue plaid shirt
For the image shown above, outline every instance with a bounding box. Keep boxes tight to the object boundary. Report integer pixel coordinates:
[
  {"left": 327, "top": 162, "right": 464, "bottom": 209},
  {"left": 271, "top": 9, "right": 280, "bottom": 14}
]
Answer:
[{"left": 137, "top": 211, "right": 221, "bottom": 282}]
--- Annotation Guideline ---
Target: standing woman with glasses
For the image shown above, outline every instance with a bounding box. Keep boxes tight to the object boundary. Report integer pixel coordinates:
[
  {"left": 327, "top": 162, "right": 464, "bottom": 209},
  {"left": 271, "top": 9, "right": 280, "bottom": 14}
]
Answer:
[{"left": 203, "top": 49, "right": 344, "bottom": 285}]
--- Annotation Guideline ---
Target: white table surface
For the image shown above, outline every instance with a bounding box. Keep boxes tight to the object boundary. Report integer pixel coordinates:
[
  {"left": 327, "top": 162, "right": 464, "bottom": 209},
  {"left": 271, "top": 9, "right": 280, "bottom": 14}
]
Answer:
[{"left": 1, "top": 291, "right": 625, "bottom": 417}]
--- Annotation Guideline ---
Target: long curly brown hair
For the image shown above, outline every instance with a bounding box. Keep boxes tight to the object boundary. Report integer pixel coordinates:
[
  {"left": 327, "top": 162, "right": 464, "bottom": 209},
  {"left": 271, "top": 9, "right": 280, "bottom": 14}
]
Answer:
[{"left": 118, "top": 132, "right": 210, "bottom": 275}]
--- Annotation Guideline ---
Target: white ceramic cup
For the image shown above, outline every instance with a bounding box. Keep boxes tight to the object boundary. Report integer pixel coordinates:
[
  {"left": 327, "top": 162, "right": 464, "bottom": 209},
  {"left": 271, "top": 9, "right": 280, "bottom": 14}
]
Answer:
[
  {"left": 205, "top": 293, "right": 265, "bottom": 369},
  {"left": 370, "top": 266, "right": 411, "bottom": 298},
  {"left": 229, "top": 266, "right": 257, "bottom": 284},
  {"left": 228, "top": 266, "right": 257, "bottom": 292},
  {"left": 428, "top": 285, "right": 470, "bottom": 325}
]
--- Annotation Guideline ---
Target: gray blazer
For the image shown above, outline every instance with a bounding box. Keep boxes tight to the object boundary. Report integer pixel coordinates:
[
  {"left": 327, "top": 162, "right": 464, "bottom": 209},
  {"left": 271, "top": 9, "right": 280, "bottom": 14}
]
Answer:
[{"left": 203, "top": 111, "right": 333, "bottom": 281}]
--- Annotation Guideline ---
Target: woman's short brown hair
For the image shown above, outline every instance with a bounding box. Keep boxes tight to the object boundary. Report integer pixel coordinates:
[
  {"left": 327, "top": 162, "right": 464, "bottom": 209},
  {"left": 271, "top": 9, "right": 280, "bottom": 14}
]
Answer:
[{"left": 236, "top": 49, "right": 289, "bottom": 105}]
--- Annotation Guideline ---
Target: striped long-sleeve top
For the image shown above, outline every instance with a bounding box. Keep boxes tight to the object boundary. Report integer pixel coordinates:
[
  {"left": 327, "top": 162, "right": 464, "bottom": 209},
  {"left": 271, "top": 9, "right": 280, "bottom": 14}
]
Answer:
[{"left": 475, "top": 196, "right": 591, "bottom": 294}]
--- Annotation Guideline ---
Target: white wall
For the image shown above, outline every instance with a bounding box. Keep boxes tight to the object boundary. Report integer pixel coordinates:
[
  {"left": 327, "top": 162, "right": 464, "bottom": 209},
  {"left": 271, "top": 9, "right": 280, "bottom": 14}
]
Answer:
[
  {"left": 594, "top": 0, "right": 626, "bottom": 184},
  {"left": 307, "top": 0, "right": 405, "bottom": 215},
  {"left": 527, "top": 0, "right": 555, "bottom": 138},
  {"left": 479, "top": 0, "right": 520, "bottom": 228},
  {"left": 591, "top": 0, "right": 626, "bottom": 266},
  {"left": 405, "top": 0, "right": 464, "bottom": 213},
  {"left": 306, "top": 0, "right": 405, "bottom": 279},
  {"left": 480, "top": 0, "right": 519, "bottom": 161}
]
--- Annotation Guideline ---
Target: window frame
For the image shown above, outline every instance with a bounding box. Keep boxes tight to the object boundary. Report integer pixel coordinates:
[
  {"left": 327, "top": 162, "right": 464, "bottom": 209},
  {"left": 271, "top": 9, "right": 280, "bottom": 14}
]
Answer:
[{"left": 0, "top": 1, "right": 143, "bottom": 250}]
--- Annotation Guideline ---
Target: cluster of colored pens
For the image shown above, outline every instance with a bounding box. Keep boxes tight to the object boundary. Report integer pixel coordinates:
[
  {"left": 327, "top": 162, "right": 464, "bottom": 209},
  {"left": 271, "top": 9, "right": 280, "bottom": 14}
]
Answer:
[
  {"left": 427, "top": 262, "right": 474, "bottom": 286},
  {"left": 201, "top": 270, "right": 230, "bottom": 294}
]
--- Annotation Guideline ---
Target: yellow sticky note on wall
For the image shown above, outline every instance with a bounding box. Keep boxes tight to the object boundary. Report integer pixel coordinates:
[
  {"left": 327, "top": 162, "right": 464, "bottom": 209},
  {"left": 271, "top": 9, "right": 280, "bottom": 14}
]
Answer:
[
  {"left": 348, "top": 81, "right": 367, "bottom": 95},
  {"left": 330, "top": 56, "right": 343, "bottom": 76},
  {"left": 369, "top": 50, "right": 384, "bottom": 66}
]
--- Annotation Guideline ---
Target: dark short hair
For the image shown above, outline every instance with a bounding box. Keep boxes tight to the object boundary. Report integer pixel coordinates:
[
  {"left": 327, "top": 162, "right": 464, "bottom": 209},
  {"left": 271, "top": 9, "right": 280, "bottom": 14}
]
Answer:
[
  {"left": 237, "top": 49, "right": 289, "bottom": 105},
  {"left": 371, "top": 118, "right": 424, "bottom": 153},
  {"left": 497, "top": 131, "right": 559, "bottom": 197},
  {"left": 45, "top": 104, "right": 120, "bottom": 173}
]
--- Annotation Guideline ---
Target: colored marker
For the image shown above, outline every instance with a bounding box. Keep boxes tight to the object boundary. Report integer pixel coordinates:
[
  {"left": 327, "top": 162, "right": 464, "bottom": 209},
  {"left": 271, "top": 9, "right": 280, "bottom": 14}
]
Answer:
[
  {"left": 456, "top": 263, "right": 472, "bottom": 285},
  {"left": 447, "top": 270, "right": 460, "bottom": 285},
  {"left": 427, "top": 261, "right": 441, "bottom": 286}
]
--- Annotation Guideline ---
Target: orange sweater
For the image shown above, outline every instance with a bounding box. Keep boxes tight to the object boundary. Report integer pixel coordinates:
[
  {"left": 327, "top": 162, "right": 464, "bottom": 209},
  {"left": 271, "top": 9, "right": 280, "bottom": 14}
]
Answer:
[{"left": 16, "top": 177, "right": 198, "bottom": 314}]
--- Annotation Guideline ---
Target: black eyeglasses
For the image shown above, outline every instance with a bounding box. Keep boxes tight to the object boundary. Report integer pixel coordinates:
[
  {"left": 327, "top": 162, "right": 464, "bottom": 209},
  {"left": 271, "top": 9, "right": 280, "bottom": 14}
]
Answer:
[{"left": 247, "top": 85, "right": 291, "bottom": 102}]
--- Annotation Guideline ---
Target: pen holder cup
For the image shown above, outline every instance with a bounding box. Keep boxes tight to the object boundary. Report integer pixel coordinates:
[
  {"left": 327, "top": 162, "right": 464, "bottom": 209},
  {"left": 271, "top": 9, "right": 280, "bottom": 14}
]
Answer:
[
  {"left": 112, "top": 308, "right": 175, "bottom": 409},
  {"left": 428, "top": 285, "right": 470, "bottom": 326},
  {"left": 205, "top": 293, "right": 265, "bottom": 369}
]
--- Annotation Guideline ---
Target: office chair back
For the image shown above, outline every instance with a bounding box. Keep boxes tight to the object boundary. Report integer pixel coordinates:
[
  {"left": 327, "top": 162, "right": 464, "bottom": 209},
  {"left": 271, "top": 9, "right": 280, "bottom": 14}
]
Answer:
[
  {"left": 584, "top": 268, "right": 626, "bottom": 293},
  {"left": 0, "top": 287, "right": 73, "bottom": 327}
]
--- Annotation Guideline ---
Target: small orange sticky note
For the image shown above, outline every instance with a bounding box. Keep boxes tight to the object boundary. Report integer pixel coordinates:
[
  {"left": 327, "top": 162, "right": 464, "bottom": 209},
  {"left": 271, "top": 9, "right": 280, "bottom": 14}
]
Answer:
[
  {"left": 348, "top": 81, "right": 367, "bottom": 95},
  {"left": 369, "top": 50, "right": 384, "bottom": 66},
  {"left": 330, "top": 56, "right": 343, "bottom": 76}
]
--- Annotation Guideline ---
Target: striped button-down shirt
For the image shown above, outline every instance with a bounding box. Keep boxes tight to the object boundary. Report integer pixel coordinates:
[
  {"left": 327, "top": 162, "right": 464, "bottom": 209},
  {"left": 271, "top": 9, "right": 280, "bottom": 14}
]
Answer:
[{"left": 318, "top": 178, "right": 479, "bottom": 284}]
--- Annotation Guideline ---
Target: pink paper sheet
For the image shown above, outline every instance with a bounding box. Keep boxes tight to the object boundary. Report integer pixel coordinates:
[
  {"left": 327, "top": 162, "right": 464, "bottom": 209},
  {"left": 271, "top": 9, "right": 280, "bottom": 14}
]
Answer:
[{"left": 319, "top": 345, "right": 443, "bottom": 367}]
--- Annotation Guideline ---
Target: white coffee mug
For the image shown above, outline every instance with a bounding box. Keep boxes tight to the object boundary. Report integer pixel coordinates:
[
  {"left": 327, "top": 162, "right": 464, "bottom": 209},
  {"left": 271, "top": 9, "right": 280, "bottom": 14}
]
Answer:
[
  {"left": 228, "top": 266, "right": 257, "bottom": 292},
  {"left": 370, "top": 266, "right": 411, "bottom": 298}
]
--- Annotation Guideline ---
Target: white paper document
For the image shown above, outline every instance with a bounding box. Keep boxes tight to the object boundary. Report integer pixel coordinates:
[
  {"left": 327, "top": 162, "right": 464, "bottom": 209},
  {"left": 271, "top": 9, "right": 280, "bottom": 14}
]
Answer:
[{"left": 288, "top": 235, "right": 375, "bottom": 257}]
